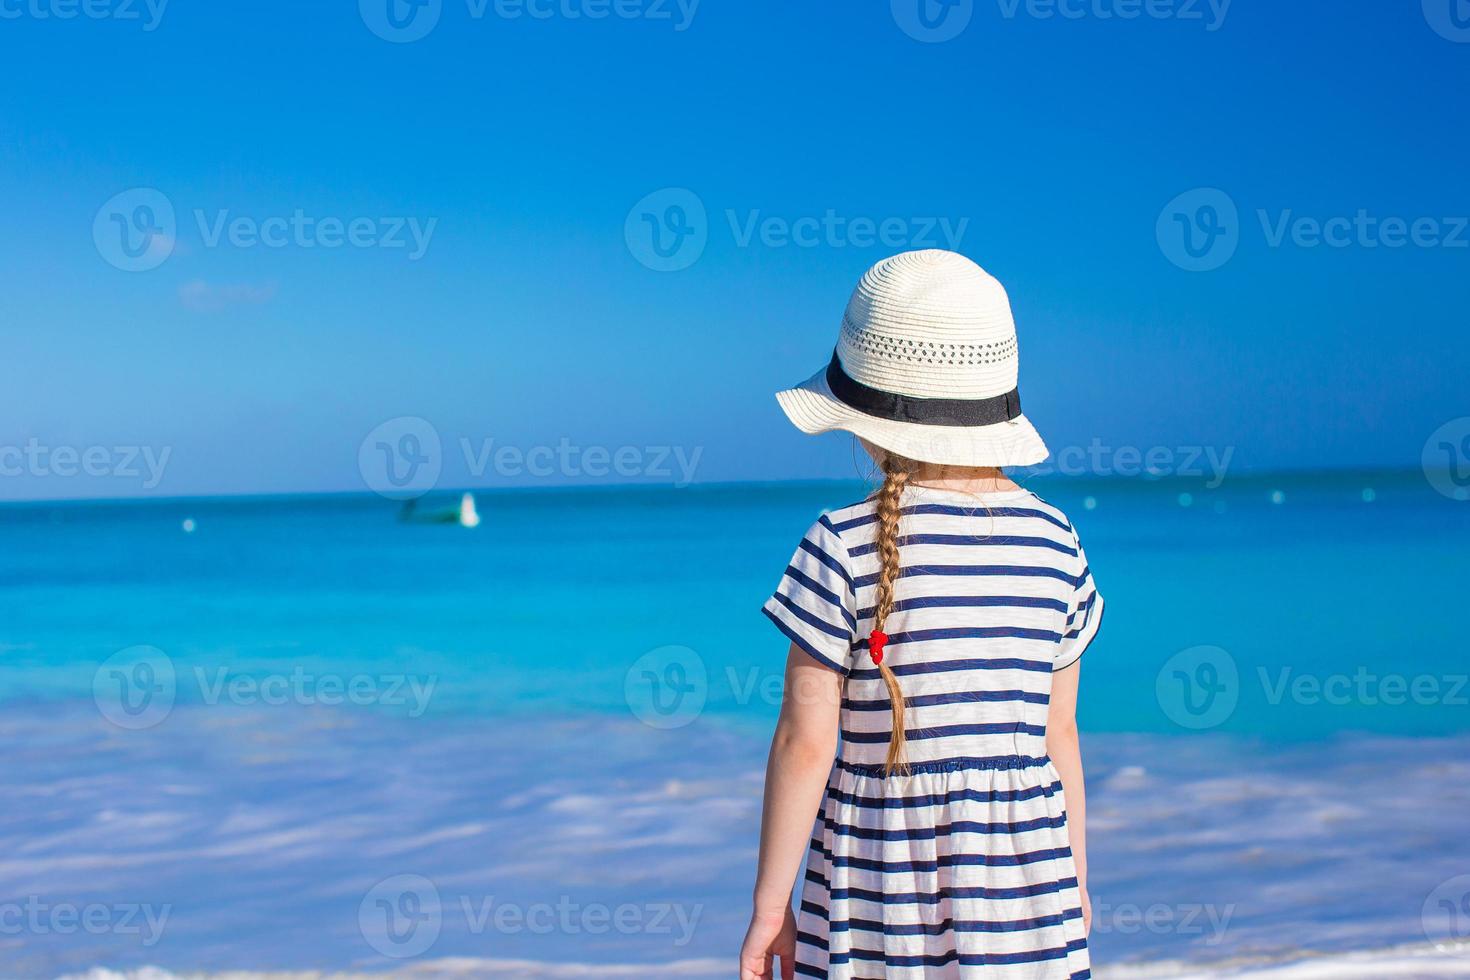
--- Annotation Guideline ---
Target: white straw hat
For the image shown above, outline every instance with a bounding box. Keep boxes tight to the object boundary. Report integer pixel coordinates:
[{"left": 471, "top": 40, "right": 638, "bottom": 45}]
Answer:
[{"left": 775, "top": 249, "right": 1049, "bottom": 468}]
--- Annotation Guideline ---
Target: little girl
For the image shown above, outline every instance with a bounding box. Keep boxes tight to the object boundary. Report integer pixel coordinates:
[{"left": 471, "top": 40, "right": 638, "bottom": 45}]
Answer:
[{"left": 739, "top": 250, "right": 1102, "bottom": 980}]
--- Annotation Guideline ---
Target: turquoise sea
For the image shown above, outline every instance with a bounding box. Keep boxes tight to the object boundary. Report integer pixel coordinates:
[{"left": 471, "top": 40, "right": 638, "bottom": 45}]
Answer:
[{"left": 1, "top": 470, "right": 1468, "bottom": 977}]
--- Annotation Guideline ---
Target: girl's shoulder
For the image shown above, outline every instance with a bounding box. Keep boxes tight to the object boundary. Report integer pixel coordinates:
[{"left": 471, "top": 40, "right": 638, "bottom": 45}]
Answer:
[
  {"left": 807, "top": 496, "right": 880, "bottom": 552},
  {"left": 817, "top": 495, "right": 879, "bottom": 529},
  {"left": 998, "top": 488, "right": 1078, "bottom": 538}
]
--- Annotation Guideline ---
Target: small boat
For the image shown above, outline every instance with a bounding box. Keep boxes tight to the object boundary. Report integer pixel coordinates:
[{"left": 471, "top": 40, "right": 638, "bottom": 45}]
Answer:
[
  {"left": 457, "top": 492, "right": 480, "bottom": 528},
  {"left": 399, "top": 492, "right": 480, "bottom": 528}
]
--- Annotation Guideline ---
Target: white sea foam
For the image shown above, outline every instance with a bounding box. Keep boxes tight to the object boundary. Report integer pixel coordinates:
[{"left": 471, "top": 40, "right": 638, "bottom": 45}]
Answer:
[
  {"left": 1097, "top": 943, "right": 1470, "bottom": 978},
  {"left": 54, "top": 960, "right": 732, "bottom": 979},
  {"left": 5, "top": 705, "right": 1468, "bottom": 977},
  {"left": 49, "top": 945, "right": 1470, "bottom": 980}
]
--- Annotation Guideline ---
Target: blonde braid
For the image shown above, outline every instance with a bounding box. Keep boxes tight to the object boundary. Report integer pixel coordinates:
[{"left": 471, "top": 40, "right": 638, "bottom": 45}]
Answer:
[{"left": 873, "top": 453, "right": 911, "bottom": 776}]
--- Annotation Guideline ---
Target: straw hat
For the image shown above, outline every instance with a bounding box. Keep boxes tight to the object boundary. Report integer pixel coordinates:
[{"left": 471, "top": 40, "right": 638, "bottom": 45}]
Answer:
[{"left": 775, "top": 249, "right": 1048, "bottom": 468}]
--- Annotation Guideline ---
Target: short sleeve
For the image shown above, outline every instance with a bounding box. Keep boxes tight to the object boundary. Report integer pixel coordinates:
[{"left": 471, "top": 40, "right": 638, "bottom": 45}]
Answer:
[
  {"left": 761, "top": 516, "right": 857, "bottom": 674},
  {"left": 1055, "top": 537, "right": 1104, "bottom": 672}
]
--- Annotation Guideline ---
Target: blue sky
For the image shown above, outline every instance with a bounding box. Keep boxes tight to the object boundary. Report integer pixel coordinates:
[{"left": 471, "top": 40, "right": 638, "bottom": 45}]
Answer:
[{"left": 2, "top": 0, "right": 1468, "bottom": 499}]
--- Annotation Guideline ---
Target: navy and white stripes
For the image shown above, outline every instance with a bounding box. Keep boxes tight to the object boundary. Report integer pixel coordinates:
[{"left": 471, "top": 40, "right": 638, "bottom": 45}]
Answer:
[{"left": 762, "top": 486, "right": 1102, "bottom": 979}]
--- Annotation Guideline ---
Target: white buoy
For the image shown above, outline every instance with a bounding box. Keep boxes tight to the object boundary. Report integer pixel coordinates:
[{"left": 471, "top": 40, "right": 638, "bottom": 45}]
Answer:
[{"left": 182, "top": 518, "right": 196, "bottom": 533}]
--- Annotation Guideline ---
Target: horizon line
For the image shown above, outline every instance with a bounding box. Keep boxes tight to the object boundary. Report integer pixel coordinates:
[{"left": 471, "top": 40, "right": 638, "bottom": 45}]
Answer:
[{"left": 0, "top": 464, "right": 1431, "bottom": 509}]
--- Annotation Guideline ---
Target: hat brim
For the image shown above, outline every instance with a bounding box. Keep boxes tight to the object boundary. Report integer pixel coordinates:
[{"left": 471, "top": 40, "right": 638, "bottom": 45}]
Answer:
[{"left": 775, "top": 367, "right": 1049, "bottom": 468}]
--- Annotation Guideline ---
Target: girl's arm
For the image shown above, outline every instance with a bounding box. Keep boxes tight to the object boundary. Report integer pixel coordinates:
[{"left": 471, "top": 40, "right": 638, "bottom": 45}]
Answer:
[
  {"left": 1047, "top": 661, "right": 1090, "bottom": 934},
  {"left": 738, "top": 644, "right": 844, "bottom": 980}
]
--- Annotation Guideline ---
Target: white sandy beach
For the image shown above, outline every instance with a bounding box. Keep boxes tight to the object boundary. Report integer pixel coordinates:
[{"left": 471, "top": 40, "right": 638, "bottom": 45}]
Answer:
[{"left": 50, "top": 943, "right": 1470, "bottom": 980}]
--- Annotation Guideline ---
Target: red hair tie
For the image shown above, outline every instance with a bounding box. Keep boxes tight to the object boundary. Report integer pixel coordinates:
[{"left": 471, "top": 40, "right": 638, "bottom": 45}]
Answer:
[{"left": 868, "top": 630, "right": 889, "bottom": 666}]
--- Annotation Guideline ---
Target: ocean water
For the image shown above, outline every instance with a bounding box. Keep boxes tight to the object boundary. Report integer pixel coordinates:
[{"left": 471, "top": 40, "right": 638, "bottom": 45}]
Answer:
[{"left": 1, "top": 471, "right": 1468, "bottom": 978}]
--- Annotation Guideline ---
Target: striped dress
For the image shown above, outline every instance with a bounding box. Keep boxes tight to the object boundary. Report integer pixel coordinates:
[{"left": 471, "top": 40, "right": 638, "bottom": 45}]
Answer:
[{"left": 762, "top": 485, "right": 1103, "bottom": 980}]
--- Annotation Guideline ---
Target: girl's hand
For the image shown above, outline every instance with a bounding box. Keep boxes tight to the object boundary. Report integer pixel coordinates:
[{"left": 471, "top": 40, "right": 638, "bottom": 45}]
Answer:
[
  {"left": 739, "top": 905, "right": 797, "bottom": 980},
  {"left": 1080, "top": 884, "right": 1092, "bottom": 936}
]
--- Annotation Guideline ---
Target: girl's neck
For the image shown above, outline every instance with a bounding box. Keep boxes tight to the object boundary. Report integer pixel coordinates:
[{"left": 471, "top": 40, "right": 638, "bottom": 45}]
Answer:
[{"left": 906, "top": 466, "right": 1018, "bottom": 495}]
